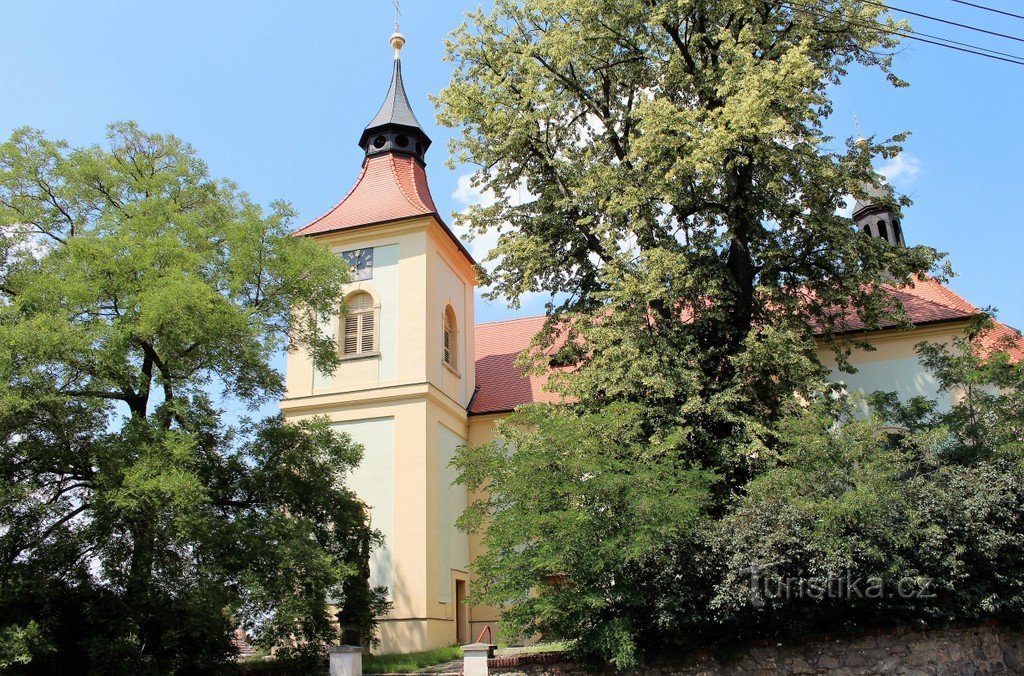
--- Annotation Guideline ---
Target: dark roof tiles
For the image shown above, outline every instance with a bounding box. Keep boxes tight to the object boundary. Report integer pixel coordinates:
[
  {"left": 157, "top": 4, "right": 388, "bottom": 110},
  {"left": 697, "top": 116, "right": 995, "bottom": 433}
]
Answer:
[{"left": 364, "top": 60, "right": 424, "bottom": 132}]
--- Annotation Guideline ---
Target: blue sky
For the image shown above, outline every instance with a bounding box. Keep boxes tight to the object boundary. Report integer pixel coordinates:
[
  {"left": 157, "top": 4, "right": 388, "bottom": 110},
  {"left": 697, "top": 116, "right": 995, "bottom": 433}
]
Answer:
[{"left": 3, "top": 1, "right": 1021, "bottom": 328}]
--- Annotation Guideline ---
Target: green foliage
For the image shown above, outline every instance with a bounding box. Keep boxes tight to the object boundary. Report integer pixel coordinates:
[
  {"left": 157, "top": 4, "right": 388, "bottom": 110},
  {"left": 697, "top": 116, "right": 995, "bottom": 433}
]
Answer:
[
  {"left": 458, "top": 319, "right": 1024, "bottom": 667},
  {"left": 0, "top": 621, "right": 50, "bottom": 670},
  {"left": 440, "top": 1, "right": 1020, "bottom": 667},
  {"left": 0, "top": 123, "right": 385, "bottom": 673},
  {"left": 456, "top": 403, "right": 716, "bottom": 667},
  {"left": 713, "top": 329, "right": 1024, "bottom": 635}
]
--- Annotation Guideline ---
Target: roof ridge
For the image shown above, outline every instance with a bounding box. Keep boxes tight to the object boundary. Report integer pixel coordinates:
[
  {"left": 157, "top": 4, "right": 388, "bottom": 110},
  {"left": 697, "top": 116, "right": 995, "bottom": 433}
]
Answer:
[
  {"left": 893, "top": 291, "right": 978, "bottom": 322},
  {"left": 407, "top": 155, "right": 438, "bottom": 212},
  {"left": 924, "top": 279, "right": 978, "bottom": 313},
  {"left": 390, "top": 154, "right": 431, "bottom": 212},
  {"left": 476, "top": 314, "right": 546, "bottom": 328}
]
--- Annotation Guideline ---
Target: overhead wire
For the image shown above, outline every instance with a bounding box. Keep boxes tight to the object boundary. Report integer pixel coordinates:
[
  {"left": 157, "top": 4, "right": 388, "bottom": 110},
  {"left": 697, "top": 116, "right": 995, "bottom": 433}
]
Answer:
[
  {"left": 860, "top": 0, "right": 1024, "bottom": 44},
  {"left": 778, "top": 0, "right": 1024, "bottom": 67},
  {"left": 950, "top": 0, "right": 1024, "bottom": 22}
]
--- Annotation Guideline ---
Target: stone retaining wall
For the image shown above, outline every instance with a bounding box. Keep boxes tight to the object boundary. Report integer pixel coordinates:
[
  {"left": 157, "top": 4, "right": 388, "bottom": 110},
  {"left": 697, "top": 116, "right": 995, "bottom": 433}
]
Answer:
[{"left": 489, "top": 621, "right": 1023, "bottom": 675}]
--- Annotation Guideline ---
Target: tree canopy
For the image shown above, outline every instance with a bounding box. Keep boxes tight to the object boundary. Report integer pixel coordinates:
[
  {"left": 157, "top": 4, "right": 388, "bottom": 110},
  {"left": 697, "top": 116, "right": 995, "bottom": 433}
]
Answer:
[
  {"left": 437, "top": 0, "right": 944, "bottom": 474},
  {"left": 438, "top": 0, "right": 1021, "bottom": 667},
  {"left": 0, "top": 123, "right": 386, "bottom": 673}
]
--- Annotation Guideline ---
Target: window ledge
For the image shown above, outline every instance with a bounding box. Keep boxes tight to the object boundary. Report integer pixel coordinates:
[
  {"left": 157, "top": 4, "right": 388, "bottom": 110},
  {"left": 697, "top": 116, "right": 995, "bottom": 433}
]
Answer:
[
  {"left": 443, "top": 362, "right": 461, "bottom": 378},
  {"left": 340, "top": 351, "right": 380, "bottom": 362}
]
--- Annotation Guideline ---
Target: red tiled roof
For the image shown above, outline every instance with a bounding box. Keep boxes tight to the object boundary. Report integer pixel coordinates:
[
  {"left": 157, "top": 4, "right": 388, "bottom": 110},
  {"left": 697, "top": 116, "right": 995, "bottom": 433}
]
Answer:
[
  {"left": 295, "top": 154, "right": 437, "bottom": 237},
  {"left": 975, "top": 321, "right": 1024, "bottom": 363},
  {"left": 471, "top": 316, "right": 562, "bottom": 415},
  {"left": 827, "top": 276, "right": 979, "bottom": 334},
  {"left": 903, "top": 276, "right": 978, "bottom": 315},
  {"left": 293, "top": 152, "right": 476, "bottom": 264},
  {"left": 470, "top": 279, "right": 1019, "bottom": 415}
]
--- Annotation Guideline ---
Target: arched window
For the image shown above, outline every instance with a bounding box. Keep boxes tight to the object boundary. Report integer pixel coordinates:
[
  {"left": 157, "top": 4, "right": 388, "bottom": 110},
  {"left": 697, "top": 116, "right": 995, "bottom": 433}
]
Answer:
[
  {"left": 342, "top": 292, "right": 376, "bottom": 357},
  {"left": 893, "top": 219, "right": 903, "bottom": 245},
  {"left": 877, "top": 219, "right": 889, "bottom": 242},
  {"left": 862, "top": 224, "right": 871, "bottom": 235},
  {"left": 443, "top": 305, "right": 458, "bottom": 370}
]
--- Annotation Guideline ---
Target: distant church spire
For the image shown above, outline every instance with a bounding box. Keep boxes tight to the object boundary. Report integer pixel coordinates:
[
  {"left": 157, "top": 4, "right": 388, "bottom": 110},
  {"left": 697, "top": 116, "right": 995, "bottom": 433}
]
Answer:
[
  {"left": 357, "top": 31, "right": 432, "bottom": 166},
  {"left": 854, "top": 182, "right": 905, "bottom": 247},
  {"left": 851, "top": 117, "right": 904, "bottom": 247}
]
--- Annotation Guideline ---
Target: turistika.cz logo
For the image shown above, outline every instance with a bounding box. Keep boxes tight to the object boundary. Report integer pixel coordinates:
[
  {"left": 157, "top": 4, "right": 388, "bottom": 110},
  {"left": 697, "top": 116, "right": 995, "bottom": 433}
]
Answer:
[{"left": 747, "top": 567, "right": 936, "bottom": 606}]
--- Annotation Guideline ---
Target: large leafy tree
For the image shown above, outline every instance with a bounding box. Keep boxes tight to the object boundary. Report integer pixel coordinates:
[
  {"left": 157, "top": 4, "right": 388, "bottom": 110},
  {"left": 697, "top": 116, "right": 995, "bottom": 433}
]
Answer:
[
  {"left": 711, "top": 321, "right": 1024, "bottom": 643},
  {"left": 438, "top": 0, "right": 956, "bottom": 666},
  {"left": 0, "top": 123, "right": 385, "bottom": 673}
]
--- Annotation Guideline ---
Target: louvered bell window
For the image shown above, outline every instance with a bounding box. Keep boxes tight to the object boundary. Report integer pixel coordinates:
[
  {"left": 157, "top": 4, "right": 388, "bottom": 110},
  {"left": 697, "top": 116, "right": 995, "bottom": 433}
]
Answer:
[
  {"left": 343, "top": 292, "right": 376, "bottom": 357},
  {"left": 443, "top": 305, "right": 457, "bottom": 370}
]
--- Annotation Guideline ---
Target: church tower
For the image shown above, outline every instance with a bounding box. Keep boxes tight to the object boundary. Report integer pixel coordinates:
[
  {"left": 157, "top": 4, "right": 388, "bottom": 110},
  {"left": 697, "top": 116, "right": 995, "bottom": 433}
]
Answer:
[
  {"left": 854, "top": 183, "right": 905, "bottom": 247},
  {"left": 282, "top": 32, "right": 478, "bottom": 653}
]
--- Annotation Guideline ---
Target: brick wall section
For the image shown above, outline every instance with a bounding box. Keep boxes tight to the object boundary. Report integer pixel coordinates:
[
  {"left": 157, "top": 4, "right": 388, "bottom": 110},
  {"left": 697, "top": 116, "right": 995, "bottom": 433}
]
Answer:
[{"left": 489, "top": 622, "right": 1024, "bottom": 675}]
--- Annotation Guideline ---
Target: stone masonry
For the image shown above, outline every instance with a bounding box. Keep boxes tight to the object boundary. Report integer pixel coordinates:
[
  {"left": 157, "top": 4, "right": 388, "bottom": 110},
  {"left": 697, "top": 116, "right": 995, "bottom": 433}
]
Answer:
[{"left": 489, "top": 621, "right": 1024, "bottom": 675}]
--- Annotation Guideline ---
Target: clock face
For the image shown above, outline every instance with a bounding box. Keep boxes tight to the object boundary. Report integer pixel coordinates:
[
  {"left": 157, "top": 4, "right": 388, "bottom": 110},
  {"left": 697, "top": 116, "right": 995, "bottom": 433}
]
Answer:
[{"left": 342, "top": 248, "right": 374, "bottom": 281}]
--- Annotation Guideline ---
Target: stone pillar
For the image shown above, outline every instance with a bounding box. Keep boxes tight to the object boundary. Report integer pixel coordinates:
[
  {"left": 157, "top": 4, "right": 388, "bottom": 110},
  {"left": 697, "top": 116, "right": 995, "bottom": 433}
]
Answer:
[
  {"left": 462, "top": 642, "right": 491, "bottom": 676},
  {"left": 329, "top": 645, "right": 363, "bottom": 676}
]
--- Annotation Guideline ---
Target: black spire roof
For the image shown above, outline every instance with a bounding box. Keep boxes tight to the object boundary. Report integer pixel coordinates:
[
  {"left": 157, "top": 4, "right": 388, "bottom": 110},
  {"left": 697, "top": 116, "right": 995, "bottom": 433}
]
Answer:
[
  {"left": 358, "top": 37, "right": 432, "bottom": 165},
  {"left": 365, "top": 60, "right": 423, "bottom": 130}
]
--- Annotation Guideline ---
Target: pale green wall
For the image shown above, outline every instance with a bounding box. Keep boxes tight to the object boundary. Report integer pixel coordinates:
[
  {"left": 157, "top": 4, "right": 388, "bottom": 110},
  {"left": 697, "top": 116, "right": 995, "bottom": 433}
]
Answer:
[
  {"left": 332, "top": 417, "right": 396, "bottom": 592},
  {"left": 829, "top": 356, "right": 951, "bottom": 414},
  {"left": 437, "top": 423, "right": 469, "bottom": 603}
]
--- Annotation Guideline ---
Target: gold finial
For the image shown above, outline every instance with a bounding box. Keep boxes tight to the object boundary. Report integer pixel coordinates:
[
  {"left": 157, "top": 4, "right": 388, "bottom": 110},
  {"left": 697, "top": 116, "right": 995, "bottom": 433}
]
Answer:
[
  {"left": 391, "top": 0, "right": 404, "bottom": 58},
  {"left": 391, "top": 31, "right": 406, "bottom": 60},
  {"left": 854, "top": 114, "right": 868, "bottom": 149}
]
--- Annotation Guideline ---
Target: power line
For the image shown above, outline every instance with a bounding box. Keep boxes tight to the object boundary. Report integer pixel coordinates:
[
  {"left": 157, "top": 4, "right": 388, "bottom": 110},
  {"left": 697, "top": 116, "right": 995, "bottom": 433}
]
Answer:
[
  {"left": 891, "top": 29, "right": 1024, "bottom": 64},
  {"left": 780, "top": 1, "right": 1024, "bottom": 67},
  {"left": 951, "top": 0, "right": 1024, "bottom": 22},
  {"left": 860, "top": 0, "right": 1024, "bottom": 44},
  {"left": 863, "top": 14, "right": 1024, "bottom": 61}
]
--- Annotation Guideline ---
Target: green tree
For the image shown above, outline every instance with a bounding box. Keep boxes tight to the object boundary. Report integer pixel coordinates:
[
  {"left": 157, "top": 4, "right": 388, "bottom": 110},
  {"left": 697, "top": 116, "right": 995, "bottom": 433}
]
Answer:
[
  {"left": 439, "top": 0, "right": 949, "bottom": 666},
  {"left": 713, "top": 320, "right": 1024, "bottom": 640},
  {"left": 0, "top": 123, "right": 387, "bottom": 673}
]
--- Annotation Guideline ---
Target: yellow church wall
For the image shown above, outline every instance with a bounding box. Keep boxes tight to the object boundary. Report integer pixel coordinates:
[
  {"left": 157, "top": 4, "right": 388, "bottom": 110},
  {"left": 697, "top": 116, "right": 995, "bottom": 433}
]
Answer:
[
  {"left": 281, "top": 391, "right": 472, "bottom": 653},
  {"left": 279, "top": 397, "right": 428, "bottom": 619},
  {"left": 284, "top": 218, "right": 437, "bottom": 399},
  {"left": 424, "top": 397, "right": 473, "bottom": 646},
  {"left": 282, "top": 216, "right": 480, "bottom": 655},
  {"left": 420, "top": 221, "right": 479, "bottom": 647},
  {"left": 426, "top": 224, "right": 477, "bottom": 409},
  {"left": 464, "top": 413, "right": 508, "bottom": 642}
]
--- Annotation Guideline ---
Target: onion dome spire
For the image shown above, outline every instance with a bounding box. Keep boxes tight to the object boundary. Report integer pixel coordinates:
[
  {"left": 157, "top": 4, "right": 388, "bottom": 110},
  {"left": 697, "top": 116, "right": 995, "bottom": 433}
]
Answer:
[{"left": 357, "top": 32, "right": 432, "bottom": 166}]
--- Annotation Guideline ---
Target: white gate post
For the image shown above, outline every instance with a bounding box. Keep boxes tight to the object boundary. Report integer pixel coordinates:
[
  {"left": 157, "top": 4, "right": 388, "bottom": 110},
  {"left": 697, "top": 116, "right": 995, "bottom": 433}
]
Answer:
[
  {"left": 329, "top": 645, "right": 363, "bottom": 676},
  {"left": 462, "top": 642, "right": 491, "bottom": 676}
]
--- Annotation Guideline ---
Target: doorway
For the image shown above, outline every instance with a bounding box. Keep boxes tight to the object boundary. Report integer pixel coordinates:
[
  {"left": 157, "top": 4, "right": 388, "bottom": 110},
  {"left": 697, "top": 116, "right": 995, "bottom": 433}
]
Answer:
[{"left": 455, "top": 579, "right": 469, "bottom": 645}]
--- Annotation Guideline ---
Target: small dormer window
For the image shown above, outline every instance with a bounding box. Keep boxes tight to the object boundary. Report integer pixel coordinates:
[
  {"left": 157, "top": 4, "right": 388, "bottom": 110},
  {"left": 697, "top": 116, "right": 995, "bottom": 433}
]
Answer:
[
  {"left": 443, "top": 305, "right": 458, "bottom": 370},
  {"left": 343, "top": 292, "right": 376, "bottom": 357}
]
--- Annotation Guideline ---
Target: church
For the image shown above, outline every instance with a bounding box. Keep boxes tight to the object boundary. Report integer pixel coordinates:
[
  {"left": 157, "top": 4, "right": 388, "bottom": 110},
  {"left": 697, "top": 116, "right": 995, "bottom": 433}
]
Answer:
[{"left": 279, "top": 33, "right": 1021, "bottom": 654}]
